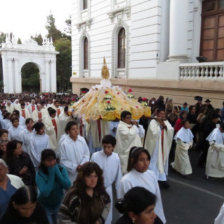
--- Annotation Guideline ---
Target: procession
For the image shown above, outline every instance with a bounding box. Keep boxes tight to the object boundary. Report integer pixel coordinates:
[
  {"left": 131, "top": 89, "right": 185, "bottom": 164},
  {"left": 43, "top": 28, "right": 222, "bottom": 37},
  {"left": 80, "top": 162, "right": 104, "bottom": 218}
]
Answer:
[{"left": 1, "top": 0, "right": 224, "bottom": 223}]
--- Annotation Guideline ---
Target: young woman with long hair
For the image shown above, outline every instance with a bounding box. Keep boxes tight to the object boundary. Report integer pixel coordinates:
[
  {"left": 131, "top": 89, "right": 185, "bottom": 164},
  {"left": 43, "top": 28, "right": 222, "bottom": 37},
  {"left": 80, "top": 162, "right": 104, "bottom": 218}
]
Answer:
[{"left": 60, "top": 162, "right": 110, "bottom": 224}]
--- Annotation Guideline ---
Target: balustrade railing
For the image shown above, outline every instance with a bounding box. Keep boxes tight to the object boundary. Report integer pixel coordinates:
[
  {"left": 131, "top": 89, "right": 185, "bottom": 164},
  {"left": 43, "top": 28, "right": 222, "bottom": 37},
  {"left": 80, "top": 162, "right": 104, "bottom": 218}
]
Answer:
[{"left": 179, "top": 62, "right": 224, "bottom": 80}]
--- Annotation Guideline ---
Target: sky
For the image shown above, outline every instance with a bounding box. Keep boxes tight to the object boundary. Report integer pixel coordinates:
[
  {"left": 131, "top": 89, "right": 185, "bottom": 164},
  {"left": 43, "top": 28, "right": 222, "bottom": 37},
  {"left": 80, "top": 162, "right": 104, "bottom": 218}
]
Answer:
[{"left": 0, "top": 0, "right": 72, "bottom": 41}]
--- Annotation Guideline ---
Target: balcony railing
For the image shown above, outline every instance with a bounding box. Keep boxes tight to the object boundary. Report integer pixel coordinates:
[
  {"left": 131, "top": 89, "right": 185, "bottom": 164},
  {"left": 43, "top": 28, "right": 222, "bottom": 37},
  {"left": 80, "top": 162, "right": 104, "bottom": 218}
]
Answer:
[{"left": 179, "top": 62, "right": 224, "bottom": 80}]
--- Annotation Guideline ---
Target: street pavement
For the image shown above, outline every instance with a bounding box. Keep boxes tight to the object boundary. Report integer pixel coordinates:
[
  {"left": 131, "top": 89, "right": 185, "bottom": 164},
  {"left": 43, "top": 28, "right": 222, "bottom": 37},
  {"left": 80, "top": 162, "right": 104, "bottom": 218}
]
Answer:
[
  {"left": 112, "top": 150, "right": 224, "bottom": 224},
  {"left": 161, "top": 150, "right": 224, "bottom": 224}
]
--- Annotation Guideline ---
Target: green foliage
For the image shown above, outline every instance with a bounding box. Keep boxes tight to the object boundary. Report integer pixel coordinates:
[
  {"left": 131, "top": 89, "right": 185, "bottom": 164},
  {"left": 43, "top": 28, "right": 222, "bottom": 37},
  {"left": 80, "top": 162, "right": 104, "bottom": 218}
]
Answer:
[
  {"left": 17, "top": 38, "right": 22, "bottom": 44},
  {"left": 45, "top": 14, "right": 62, "bottom": 42},
  {"left": 54, "top": 38, "right": 71, "bottom": 92},
  {"left": 21, "top": 63, "right": 40, "bottom": 92},
  {"left": 31, "top": 34, "right": 43, "bottom": 45}
]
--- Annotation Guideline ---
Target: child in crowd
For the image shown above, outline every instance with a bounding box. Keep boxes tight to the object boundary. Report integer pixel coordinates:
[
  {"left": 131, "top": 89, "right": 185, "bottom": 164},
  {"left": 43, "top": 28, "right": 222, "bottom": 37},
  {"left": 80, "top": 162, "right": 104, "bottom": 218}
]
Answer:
[
  {"left": 91, "top": 135, "right": 122, "bottom": 224},
  {"left": 171, "top": 119, "right": 194, "bottom": 176}
]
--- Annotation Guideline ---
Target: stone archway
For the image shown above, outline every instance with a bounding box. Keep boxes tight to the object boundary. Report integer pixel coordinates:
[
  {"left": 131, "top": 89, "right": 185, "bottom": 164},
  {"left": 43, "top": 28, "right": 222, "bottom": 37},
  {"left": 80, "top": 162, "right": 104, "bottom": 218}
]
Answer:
[
  {"left": 21, "top": 62, "right": 40, "bottom": 93},
  {"left": 0, "top": 35, "right": 58, "bottom": 93}
]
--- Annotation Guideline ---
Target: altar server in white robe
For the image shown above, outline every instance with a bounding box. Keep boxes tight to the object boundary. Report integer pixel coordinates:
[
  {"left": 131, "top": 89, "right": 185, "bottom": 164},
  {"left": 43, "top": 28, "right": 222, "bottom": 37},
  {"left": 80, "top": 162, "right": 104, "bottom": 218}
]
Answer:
[
  {"left": 58, "top": 106, "right": 72, "bottom": 140},
  {"left": 215, "top": 203, "right": 224, "bottom": 224},
  {"left": 205, "top": 123, "right": 224, "bottom": 178},
  {"left": 29, "top": 122, "right": 50, "bottom": 169},
  {"left": 32, "top": 103, "right": 47, "bottom": 122},
  {"left": 144, "top": 109, "right": 174, "bottom": 186},
  {"left": 171, "top": 120, "right": 194, "bottom": 175},
  {"left": 91, "top": 135, "right": 122, "bottom": 224},
  {"left": 8, "top": 117, "right": 25, "bottom": 141},
  {"left": 43, "top": 108, "right": 59, "bottom": 151},
  {"left": 12, "top": 110, "right": 25, "bottom": 127},
  {"left": 59, "top": 121, "right": 90, "bottom": 182},
  {"left": 13, "top": 99, "right": 21, "bottom": 111},
  {"left": 20, "top": 118, "right": 34, "bottom": 154},
  {"left": 120, "top": 147, "right": 166, "bottom": 224},
  {"left": 115, "top": 111, "right": 144, "bottom": 174},
  {"left": 2, "top": 112, "right": 12, "bottom": 130}
]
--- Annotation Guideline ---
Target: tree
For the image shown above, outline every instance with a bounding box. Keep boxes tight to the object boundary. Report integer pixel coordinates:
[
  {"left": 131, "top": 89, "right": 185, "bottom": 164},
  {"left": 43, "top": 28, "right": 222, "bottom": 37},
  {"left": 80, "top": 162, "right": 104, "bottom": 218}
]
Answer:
[
  {"left": 45, "top": 14, "right": 62, "bottom": 42},
  {"left": 64, "top": 16, "right": 71, "bottom": 40},
  {"left": 17, "top": 38, "right": 22, "bottom": 44},
  {"left": 31, "top": 34, "right": 43, "bottom": 45},
  {"left": 54, "top": 38, "right": 71, "bottom": 91},
  {"left": 21, "top": 63, "right": 40, "bottom": 92}
]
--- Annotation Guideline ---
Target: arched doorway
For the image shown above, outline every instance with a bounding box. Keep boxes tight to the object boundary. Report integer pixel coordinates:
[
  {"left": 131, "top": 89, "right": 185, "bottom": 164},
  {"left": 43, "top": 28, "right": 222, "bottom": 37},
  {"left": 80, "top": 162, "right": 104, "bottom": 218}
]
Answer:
[{"left": 21, "top": 63, "right": 40, "bottom": 93}]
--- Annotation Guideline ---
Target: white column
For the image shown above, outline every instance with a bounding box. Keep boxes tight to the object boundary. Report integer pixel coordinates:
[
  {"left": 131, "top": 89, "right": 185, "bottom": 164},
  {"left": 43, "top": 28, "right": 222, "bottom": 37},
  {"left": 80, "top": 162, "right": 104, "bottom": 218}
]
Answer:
[
  {"left": 45, "top": 60, "right": 50, "bottom": 92},
  {"left": 168, "top": 0, "right": 188, "bottom": 61},
  {"left": 2, "top": 56, "right": 8, "bottom": 93},
  {"left": 7, "top": 59, "right": 13, "bottom": 93},
  {"left": 51, "top": 59, "right": 57, "bottom": 92},
  {"left": 14, "top": 59, "right": 21, "bottom": 93}
]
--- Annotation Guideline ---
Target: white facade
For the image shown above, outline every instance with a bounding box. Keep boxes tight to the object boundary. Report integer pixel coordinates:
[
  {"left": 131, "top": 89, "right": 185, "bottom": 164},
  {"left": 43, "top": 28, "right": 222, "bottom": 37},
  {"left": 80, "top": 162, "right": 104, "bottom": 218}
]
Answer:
[
  {"left": 71, "top": 0, "right": 210, "bottom": 81},
  {"left": 0, "top": 35, "right": 58, "bottom": 93}
]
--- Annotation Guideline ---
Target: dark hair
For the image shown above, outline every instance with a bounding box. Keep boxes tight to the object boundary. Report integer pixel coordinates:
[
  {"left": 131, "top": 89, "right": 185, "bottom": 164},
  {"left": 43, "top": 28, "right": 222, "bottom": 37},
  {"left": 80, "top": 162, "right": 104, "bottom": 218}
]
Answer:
[
  {"left": 179, "top": 111, "right": 187, "bottom": 120},
  {"left": 10, "top": 116, "right": 19, "bottom": 123},
  {"left": 189, "top": 105, "right": 195, "bottom": 113},
  {"left": 74, "top": 162, "right": 105, "bottom": 196},
  {"left": 33, "top": 122, "right": 45, "bottom": 134},
  {"left": 181, "top": 119, "right": 190, "bottom": 126},
  {"left": 21, "top": 102, "right": 25, "bottom": 106},
  {"left": 220, "top": 123, "right": 224, "bottom": 130},
  {"left": 115, "top": 187, "right": 156, "bottom": 215},
  {"left": 49, "top": 108, "right": 56, "bottom": 116},
  {"left": 6, "top": 140, "right": 23, "bottom": 161},
  {"left": 3, "top": 112, "right": 10, "bottom": 119},
  {"left": 39, "top": 149, "right": 56, "bottom": 174},
  {"left": 13, "top": 110, "right": 20, "bottom": 116},
  {"left": 10, "top": 186, "right": 37, "bottom": 205},
  {"left": 0, "top": 129, "right": 8, "bottom": 137},
  {"left": 64, "top": 106, "right": 69, "bottom": 113},
  {"left": 127, "top": 147, "right": 151, "bottom": 172},
  {"left": 121, "top": 111, "right": 132, "bottom": 120},
  {"left": 65, "top": 121, "right": 78, "bottom": 132},
  {"left": 102, "top": 135, "right": 116, "bottom": 147},
  {"left": 156, "top": 108, "right": 165, "bottom": 114},
  {"left": 25, "top": 118, "right": 34, "bottom": 125}
]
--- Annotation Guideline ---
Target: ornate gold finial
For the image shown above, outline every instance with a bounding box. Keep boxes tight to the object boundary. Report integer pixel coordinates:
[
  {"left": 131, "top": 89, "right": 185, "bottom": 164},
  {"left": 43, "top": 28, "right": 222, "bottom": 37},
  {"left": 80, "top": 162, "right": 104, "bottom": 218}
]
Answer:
[{"left": 102, "top": 57, "right": 110, "bottom": 79}]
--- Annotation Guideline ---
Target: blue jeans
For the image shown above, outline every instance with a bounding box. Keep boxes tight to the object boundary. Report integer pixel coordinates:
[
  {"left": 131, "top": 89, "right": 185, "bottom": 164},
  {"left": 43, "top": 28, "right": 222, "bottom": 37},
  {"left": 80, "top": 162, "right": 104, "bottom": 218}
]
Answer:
[{"left": 45, "top": 207, "right": 59, "bottom": 224}]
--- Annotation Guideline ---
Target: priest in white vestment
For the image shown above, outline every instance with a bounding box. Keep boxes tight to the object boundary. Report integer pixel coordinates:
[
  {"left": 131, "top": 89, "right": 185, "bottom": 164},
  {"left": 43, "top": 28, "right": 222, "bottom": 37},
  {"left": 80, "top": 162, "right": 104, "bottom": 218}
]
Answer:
[
  {"left": 59, "top": 121, "right": 90, "bottom": 182},
  {"left": 27, "top": 99, "right": 36, "bottom": 114},
  {"left": 58, "top": 106, "right": 72, "bottom": 140},
  {"left": 215, "top": 203, "right": 224, "bottom": 224},
  {"left": 87, "top": 119, "right": 110, "bottom": 153},
  {"left": 6, "top": 101, "right": 14, "bottom": 113},
  {"left": 91, "top": 135, "right": 122, "bottom": 224},
  {"left": 20, "top": 102, "right": 31, "bottom": 119},
  {"left": 171, "top": 120, "right": 194, "bottom": 175},
  {"left": 144, "top": 109, "right": 174, "bottom": 184},
  {"left": 120, "top": 147, "right": 166, "bottom": 223},
  {"left": 115, "top": 111, "right": 144, "bottom": 174},
  {"left": 205, "top": 124, "right": 224, "bottom": 178},
  {"left": 43, "top": 108, "right": 59, "bottom": 151},
  {"left": 32, "top": 104, "right": 47, "bottom": 122}
]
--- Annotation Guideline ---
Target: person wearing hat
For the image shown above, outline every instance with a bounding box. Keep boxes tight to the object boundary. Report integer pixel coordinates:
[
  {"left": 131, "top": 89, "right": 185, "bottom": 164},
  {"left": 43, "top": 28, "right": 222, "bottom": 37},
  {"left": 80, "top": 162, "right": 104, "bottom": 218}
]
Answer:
[
  {"left": 204, "top": 99, "right": 214, "bottom": 114},
  {"left": 194, "top": 96, "right": 203, "bottom": 116},
  {"left": 115, "top": 187, "right": 157, "bottom": 224}
]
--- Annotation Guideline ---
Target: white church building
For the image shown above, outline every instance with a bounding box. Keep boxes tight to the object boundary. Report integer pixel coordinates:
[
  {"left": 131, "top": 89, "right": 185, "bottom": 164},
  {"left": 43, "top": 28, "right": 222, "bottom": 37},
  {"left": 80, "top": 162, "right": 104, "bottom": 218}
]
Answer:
[{"left": 71, "top": 0, "right": 224, "bottom": 106}]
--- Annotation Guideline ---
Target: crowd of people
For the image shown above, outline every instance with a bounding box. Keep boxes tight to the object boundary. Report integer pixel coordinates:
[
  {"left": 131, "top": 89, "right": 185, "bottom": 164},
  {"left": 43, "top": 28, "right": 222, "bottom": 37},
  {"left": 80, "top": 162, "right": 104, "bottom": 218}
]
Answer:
[{"left": 0, "top": 93, "right": 223, "bottom": 224}]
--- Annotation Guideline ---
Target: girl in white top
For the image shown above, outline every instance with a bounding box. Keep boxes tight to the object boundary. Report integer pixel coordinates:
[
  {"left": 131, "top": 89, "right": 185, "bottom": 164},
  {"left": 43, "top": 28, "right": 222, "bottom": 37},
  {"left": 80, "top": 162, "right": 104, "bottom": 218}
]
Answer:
[
  {"left": 8, "top": 117, "right": 24, "bottom": 141},
  {"left": 120, "top": 147, "right": 166, "bottom": 224},
  {"left": 29, "top": 122, "right": 50, "bottom": 169}
]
